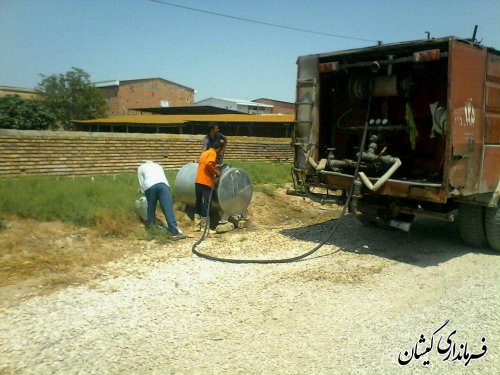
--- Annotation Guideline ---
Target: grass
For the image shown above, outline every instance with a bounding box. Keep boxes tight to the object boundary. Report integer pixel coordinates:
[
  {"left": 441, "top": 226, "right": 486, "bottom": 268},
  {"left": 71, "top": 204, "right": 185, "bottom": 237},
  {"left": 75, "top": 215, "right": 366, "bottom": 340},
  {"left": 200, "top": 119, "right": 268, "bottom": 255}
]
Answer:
[
  {"left": 0, "top": 174, "right": 139, "bottom": 226},
  {"left": 224, "top": 159, "right": 292, "bottom": 186},
  {"left": 255, "top": 185, "right": 276, "bottom": 196},
  {"left": 138, "top": 225, "right": 178, "bottom": 242},
  {"left": 0, "top": 214, "right": 5, "bottom": 231},
  {"left": 225, "top": 159, "right": 291, "bottom": 196},
  {"left": 0, "top": 161, "right": 291, "bottom": 231}
]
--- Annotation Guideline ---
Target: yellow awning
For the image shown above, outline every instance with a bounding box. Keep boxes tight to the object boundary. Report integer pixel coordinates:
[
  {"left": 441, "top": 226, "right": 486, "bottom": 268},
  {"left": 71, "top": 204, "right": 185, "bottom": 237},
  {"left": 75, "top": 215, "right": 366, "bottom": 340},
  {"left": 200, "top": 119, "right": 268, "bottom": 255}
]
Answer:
[{"left": 75, "top": 114, "right": 295, "bottom": 124}]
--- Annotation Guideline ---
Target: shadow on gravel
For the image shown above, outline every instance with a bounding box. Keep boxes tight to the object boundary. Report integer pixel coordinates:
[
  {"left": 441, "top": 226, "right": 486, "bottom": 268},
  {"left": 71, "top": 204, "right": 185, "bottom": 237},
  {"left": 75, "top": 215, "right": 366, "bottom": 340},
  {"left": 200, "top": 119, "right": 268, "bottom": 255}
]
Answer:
[{"left": 280, "top": 214, "right": 496, "bottom": 267}]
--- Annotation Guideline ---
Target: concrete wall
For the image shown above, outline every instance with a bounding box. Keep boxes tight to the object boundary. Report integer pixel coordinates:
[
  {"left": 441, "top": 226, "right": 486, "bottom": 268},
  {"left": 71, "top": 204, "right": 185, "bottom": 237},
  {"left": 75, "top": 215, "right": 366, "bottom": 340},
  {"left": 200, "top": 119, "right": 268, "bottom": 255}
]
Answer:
[{"left": 0, "top": 129, "right": 293, "bottom": 177}]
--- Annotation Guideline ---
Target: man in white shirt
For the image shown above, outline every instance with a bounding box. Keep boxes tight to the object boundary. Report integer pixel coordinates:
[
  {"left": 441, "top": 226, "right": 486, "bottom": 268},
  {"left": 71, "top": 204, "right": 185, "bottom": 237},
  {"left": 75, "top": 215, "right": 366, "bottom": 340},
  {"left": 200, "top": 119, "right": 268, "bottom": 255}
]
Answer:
[{"left": 137, "top": 160, "right": 185, "bottom": 239}]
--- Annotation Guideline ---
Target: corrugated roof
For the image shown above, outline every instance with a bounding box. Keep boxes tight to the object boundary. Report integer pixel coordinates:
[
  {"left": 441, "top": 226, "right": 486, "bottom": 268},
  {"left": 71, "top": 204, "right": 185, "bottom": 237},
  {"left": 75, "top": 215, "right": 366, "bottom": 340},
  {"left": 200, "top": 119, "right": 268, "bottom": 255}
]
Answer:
[
  {"left": 253, "top": 98, "right": 294, "bottom": 105},
  {"left": 74, "top": 114, "right": 294, "bottom": 124},
  {"left": 93, "top": 80, "right": 119, "bottom": 87},
  {"left": 195, "top": 97, "right": 273, "bottom": 108},
  {"left": 92, "top": 78, "right": 195, "bottom": 92},
  {"left": 134, "top": 106, "right": 244, "bottom": 115},
  {"left": 0, "top": 86, "right": 38, "bottom": 94}
]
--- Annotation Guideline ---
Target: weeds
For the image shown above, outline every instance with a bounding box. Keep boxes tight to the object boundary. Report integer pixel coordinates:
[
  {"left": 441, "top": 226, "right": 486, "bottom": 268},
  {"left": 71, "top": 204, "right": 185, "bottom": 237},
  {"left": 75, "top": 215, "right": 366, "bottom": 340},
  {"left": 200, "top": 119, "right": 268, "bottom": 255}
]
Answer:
[
  {"left": 254, "top": 185, "right": 276, "bottom": 197},
  {"left": 0, "top": 161, "right": 291, "bottom": 292},
  {"left": 0, "top": 162, "right": 290, "bottom": 231},
  {"left": 225, "top": 160, "right": 292, "bottom": 198},
  {"left": 0, "top": 174, "right": 139, "bottom": 226},
  {"left": 138, "top": 225, "right": 176, "bottom": 244},
  {"left": 224, "top": 160, "right": 291, "bottom": 186}
]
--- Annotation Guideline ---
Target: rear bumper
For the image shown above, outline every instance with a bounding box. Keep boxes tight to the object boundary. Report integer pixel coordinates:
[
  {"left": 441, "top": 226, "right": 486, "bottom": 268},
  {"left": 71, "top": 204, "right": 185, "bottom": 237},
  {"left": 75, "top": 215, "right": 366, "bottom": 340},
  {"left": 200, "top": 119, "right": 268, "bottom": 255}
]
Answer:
[{"left": 294, "top": 168, "right": 448, "bottom": 204}]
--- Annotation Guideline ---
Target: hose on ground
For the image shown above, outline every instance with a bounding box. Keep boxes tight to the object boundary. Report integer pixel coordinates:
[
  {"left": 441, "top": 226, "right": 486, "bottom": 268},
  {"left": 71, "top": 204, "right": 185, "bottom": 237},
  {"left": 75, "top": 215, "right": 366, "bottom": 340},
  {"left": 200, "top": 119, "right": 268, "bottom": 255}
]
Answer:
[{"left": 191, "top": 81, "right": 374, "bottom": 264}]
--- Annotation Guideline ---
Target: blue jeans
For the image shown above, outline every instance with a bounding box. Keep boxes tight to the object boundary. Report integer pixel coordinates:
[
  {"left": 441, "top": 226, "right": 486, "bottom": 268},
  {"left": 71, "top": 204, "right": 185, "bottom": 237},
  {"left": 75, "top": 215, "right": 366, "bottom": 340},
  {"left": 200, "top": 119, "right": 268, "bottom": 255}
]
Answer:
[{"left": 144, "top": 183, "right": 179, "bottom": 235}]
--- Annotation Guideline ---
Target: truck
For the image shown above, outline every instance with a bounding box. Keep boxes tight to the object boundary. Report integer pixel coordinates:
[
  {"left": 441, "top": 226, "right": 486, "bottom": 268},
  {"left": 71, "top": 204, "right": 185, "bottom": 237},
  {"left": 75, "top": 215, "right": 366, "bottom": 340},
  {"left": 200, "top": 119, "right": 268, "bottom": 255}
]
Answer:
[{"left": 292, "top": 36, "right": 500, "bottom": 251}]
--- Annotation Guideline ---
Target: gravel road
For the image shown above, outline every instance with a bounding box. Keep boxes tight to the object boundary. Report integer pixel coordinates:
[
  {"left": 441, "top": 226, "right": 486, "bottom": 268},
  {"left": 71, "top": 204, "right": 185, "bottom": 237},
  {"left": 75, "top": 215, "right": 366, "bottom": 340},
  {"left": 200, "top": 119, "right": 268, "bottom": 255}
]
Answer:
[{"left": 1, "top": 214, "right": 499, "bottom": 374}]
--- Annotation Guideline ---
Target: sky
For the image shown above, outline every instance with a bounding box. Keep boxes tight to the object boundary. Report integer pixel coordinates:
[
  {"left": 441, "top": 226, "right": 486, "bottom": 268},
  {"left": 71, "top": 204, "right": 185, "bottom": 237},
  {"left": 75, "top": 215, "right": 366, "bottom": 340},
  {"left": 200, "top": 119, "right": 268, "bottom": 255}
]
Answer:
[{"left": 1, "top": 0, "right": 499, "bottom": 103}]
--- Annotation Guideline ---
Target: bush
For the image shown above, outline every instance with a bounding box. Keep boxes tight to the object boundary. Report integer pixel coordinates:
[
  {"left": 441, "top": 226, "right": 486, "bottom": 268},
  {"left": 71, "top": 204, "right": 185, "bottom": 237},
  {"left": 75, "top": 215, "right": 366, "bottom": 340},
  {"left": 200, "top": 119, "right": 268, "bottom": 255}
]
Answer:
[{"left": 0, "top": 95, "right": 57, "bottom": 130}]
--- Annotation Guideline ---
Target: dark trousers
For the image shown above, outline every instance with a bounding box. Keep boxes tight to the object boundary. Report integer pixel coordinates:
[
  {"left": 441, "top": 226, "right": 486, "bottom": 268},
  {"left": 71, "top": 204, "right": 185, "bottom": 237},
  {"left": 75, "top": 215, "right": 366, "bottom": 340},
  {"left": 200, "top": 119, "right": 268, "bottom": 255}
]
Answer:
[
  {"left": 144, "top": 183, "right": 179, "bottom": 235},
  {"left": 195, "top": 183, "right": 212, "bottom": 218}
]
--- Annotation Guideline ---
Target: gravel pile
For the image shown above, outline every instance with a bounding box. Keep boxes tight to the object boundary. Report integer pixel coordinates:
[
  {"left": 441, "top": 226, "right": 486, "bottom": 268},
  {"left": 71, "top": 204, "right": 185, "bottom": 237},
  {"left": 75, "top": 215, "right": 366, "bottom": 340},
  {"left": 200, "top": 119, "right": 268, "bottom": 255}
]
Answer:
[{"left": 1, "top": 216, "right": 499, "bottom": 374}]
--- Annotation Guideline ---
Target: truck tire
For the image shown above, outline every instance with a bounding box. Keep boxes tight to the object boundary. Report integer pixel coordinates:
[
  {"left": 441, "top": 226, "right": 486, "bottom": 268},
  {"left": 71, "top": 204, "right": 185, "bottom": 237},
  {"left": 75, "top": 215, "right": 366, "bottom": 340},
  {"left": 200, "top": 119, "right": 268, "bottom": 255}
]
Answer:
[
  {"left": 485, "top": 206, "right": 500, "bottom": 251},
  {"left": 355, "top": 213, "right": 378, "bottom": 226},
  {"left": 458, "top": 203, "right": 488, "bottom": 248}
]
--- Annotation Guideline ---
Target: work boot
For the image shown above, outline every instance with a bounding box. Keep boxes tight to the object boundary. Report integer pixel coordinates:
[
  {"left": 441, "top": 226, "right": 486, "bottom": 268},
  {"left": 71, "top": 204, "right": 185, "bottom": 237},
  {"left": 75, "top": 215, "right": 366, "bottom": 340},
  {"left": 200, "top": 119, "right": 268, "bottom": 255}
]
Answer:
[
  {"left": 193, "top": 214, "right": 201, "bottom": 231},
  {"left": 200, "top": 216, "right": 207, "bottom": 231},
  {"left": 200, "top": 217, "right": 217, "bottom": 236}
]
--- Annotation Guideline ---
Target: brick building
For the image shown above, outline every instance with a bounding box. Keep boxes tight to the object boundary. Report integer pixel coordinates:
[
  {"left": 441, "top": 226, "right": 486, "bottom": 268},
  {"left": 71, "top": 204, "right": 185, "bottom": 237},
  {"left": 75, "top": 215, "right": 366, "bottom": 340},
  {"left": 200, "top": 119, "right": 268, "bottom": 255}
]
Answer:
[
  {"left": 95, "top": 78, "right": 195, "bottom": 116},
  {"left": 253, "top": 98, "right": 295, "bottom": 115}
]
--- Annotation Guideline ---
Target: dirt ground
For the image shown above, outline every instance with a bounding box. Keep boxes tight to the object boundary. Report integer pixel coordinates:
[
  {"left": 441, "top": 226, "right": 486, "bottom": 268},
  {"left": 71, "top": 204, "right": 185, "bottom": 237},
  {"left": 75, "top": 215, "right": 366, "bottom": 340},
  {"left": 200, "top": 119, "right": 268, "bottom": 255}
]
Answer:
[
  {"left": 0, "top": 187, "right": 339, "bottom": 306},
  {"left": 1, "top": 187, "right": 499, "bottom": 374}
]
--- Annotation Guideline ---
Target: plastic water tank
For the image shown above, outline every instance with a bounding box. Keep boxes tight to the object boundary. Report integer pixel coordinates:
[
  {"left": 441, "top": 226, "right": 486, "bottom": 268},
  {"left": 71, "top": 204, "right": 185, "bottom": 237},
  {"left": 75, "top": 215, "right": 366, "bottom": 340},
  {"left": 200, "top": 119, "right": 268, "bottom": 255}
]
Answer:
[{"left": 174, "top": 162, "right": 253, "bottom": 216}]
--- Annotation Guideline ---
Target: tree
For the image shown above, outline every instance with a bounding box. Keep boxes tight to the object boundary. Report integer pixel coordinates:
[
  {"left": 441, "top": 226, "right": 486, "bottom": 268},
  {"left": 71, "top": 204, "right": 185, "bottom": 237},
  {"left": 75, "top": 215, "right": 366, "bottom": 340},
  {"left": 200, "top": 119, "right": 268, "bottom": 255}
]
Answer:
[
  {"left": 37, "top": 67, "right": 107, "bottom": 129},
  {"left": 0, "top": 95, "right": 57, "bottom": 130}
]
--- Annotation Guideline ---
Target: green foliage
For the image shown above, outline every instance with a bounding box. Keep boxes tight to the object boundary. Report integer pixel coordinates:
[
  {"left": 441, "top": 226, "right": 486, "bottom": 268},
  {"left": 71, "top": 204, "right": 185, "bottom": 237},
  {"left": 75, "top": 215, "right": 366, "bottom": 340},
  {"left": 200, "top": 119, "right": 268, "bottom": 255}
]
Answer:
[
  {"left": 0, "top": 174, "right": 138, "bottom": 226},
  {"left": 0, "top": 162, "right": 290, "bottom": 232},
  {"left": 224, "top": 160, "right": 292, "bottom": 185},
  {"left": 0, "top": 94, "right": 57, "bottom": 130},
  {"left": 254, "top": 185, "right": 276, "bottom": 196},
  {"left": 37, "top": 67, "right": 107, "bottom": 129},
  {"left": 138, "top": 225, "right": 175, "bottom": 243}
]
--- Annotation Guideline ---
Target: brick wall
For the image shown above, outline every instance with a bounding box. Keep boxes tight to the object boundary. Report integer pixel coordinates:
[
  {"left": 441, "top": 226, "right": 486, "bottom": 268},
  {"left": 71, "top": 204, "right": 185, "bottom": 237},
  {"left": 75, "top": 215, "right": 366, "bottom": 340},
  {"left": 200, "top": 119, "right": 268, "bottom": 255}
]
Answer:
[
  {"left": 0, "top": 129, "right": 293, "bottom": 177},
  {"left": 98, "top": 79, "right": 195, "bottom": 116},
  {"left": 253, "top": 99, "right": 295, "bottom": 115},
  {"left": 271, "top": 102, "right": 295, "bottom": 115}
]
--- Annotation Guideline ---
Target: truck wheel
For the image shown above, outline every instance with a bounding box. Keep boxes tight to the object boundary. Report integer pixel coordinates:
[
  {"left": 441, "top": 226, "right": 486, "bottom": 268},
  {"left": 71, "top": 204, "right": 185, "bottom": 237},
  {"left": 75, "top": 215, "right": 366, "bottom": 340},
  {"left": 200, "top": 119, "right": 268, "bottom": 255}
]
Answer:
[
  {"left": 355, "top": 213, "right": 378, "bottom": 226},
  {"left": 485, "top": 206, "right": 500, "bottom": 251},
  {"left": 458, "top": 204, "right": 488, "bottom": 248}
]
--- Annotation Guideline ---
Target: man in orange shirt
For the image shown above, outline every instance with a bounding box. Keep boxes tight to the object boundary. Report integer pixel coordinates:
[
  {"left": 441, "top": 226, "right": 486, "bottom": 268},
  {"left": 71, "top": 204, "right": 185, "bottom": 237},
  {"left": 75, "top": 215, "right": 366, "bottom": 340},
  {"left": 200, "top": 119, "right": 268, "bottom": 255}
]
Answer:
[{"left": 194, "top": 140, "right": 224, "bottom": 231}]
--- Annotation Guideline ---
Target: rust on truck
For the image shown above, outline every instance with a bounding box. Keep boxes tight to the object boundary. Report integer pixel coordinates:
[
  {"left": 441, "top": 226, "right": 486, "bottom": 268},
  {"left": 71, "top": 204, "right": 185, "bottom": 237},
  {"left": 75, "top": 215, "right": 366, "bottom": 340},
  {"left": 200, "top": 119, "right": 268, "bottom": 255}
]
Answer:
[{"left": 292, "top": 36, "right": 500, "bottom": 250}]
